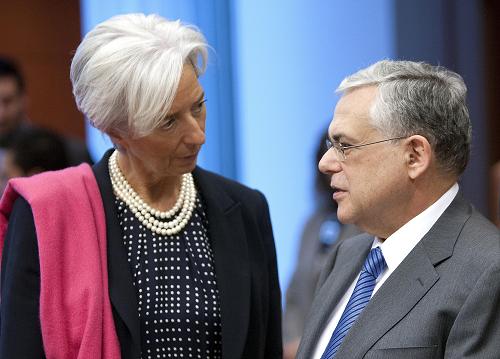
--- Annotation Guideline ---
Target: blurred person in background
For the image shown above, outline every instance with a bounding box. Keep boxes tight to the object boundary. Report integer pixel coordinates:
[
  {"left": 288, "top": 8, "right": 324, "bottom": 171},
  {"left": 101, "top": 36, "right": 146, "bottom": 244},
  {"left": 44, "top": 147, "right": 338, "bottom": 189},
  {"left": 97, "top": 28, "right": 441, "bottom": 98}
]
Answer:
[
  {"left": 490, "top": 160, "right": 500, "bottom": 228},
  {"left": 0, "top": 56, "right": 91, "bottom": 166},
  {"left": 0, "top": 13, "right": 281, "bottom": 359},
  {"left": 0, "top": 127, "right": 69, "bottom": 189},
  {"left": 283, "top": 129, "right": 360, "bottom": 359}
]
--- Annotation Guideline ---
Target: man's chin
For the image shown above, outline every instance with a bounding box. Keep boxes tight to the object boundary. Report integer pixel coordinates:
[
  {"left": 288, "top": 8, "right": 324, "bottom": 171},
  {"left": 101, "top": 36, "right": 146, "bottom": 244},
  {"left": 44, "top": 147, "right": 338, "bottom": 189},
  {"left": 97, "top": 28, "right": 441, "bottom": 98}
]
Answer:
[{"left": 336, "top": 207, "right": 355, "bottom": 225}]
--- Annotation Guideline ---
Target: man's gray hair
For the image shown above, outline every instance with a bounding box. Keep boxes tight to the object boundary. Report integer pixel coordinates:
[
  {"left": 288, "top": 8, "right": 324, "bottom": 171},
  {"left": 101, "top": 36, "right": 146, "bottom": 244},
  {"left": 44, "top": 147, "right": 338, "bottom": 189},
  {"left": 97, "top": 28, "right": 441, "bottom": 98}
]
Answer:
[
  {"left": 338, "top": 60, "right": 471, "bottom": 176},
  {"left": 70, "top": 13, "right": 208, "bottom": 138}
]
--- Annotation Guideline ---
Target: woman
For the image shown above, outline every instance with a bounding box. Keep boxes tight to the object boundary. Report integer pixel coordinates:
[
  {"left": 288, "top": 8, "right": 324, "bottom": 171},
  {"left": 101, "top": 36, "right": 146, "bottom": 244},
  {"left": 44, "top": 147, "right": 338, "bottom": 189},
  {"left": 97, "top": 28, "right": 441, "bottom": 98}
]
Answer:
[{"left": 0, "top": 13, "right": 282, "bottom": 359}]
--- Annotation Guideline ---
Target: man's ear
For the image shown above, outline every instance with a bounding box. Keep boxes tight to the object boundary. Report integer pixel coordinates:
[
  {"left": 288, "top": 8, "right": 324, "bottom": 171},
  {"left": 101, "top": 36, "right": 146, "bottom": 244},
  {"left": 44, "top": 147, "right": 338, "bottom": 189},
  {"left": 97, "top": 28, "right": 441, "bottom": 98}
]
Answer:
[{"left": 405, "top": 135, "right": 432, "bottom": 180}]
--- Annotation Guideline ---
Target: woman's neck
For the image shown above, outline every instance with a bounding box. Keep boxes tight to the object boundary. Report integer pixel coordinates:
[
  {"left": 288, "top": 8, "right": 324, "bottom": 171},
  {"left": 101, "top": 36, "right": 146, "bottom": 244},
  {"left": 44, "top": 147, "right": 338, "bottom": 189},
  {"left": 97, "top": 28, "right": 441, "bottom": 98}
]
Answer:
[{"left": 116, "top": 151, "right": 182, "bottom": 211}]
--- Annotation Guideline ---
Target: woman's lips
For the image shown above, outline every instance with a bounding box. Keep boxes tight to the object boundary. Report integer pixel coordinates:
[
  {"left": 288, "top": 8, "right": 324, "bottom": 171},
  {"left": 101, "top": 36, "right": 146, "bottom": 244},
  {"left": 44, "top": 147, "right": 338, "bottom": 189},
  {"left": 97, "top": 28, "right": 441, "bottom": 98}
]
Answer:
[{"left": 178, "top": 153, "right": 198, "bottom": 162}]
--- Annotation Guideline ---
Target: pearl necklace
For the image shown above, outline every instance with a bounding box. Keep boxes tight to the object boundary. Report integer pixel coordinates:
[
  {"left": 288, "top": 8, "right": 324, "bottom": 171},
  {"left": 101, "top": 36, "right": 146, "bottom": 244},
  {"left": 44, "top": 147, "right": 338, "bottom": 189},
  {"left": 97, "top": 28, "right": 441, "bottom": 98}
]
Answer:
[{"left": 108, "top": 151, "right": 197, "bottom": 236}]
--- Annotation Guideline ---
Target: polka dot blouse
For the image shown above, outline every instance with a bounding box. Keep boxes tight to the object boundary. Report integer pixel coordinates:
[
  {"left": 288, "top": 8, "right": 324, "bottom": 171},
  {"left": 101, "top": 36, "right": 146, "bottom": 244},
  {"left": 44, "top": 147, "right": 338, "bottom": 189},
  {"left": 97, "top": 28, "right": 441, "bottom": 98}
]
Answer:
[{"left": 115, "top": 193, "right": 223, "bottom": 359}]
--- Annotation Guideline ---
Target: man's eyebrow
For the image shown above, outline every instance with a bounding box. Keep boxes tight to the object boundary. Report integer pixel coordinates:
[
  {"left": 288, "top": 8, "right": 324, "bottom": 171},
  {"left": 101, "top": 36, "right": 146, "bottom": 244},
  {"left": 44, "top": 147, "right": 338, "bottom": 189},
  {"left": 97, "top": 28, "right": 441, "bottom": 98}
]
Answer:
[
  {"left": 331, "top": 134, "right": 342, "bottom": 142},
  {"left": 331, "top": 133, "right": 356, "bottom": 143},
  {"left": 331, "top": 133, "right": 345, "bottom": 142}
]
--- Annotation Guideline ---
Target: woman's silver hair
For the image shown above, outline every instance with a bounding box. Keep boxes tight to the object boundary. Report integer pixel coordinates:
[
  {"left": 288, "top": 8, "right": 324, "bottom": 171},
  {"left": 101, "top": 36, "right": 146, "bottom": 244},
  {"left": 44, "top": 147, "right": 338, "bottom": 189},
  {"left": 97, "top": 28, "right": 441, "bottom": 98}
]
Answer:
[
  {"left": 337, "top": 60, "right": 471, "bottom": 176},
  {"left": 70, "top": 13, "right": 208, "bottom": 138}
]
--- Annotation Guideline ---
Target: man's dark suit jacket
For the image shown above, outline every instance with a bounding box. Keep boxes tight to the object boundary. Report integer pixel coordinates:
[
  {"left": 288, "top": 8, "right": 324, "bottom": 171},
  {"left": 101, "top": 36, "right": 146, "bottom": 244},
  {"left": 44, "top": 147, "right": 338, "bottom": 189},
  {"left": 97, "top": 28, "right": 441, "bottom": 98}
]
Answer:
[
  {"left": 297, "top": 194, "right": 500, "bottom": 359},
  {"left": 0, "top": 150, "right": 282, "bottom": 359}
]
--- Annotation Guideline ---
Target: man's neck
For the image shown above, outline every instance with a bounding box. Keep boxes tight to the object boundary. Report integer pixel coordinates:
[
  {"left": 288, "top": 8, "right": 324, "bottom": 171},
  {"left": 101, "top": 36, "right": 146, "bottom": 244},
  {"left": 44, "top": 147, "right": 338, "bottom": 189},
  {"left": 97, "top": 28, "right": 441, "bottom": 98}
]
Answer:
[{"left": 368, "top": 178, "right": 457, "bottom": 239}]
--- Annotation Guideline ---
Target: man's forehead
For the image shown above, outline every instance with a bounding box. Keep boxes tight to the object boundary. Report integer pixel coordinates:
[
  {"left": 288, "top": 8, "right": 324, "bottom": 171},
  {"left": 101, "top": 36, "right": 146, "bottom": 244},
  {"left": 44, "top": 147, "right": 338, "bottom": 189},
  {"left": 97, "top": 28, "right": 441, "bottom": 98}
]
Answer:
[
  {"left": 329, "top": 111, "right": 373, "bottom": 139},
  {"left": 329, "top": 86, "right": 378, "bottom": 138}
]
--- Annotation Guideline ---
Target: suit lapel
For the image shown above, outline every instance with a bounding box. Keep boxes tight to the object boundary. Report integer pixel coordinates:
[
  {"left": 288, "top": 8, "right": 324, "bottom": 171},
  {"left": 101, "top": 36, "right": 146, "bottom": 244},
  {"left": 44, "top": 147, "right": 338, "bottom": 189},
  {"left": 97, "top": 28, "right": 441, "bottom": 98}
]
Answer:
[
  {"left": 335, "top": 193, "right": 472, "bottom": 358},
  {"left": 298, "top": 235, "right": 373, "bottom": 358},
  {"left": 193, "top": 168, "right": 250, "bottom": 359},
  {"left": 93, "top": 150, "right": 141, "bottom": 359},
  {"left": 336, "top": 244, "right": 439, "bottom": 358}
]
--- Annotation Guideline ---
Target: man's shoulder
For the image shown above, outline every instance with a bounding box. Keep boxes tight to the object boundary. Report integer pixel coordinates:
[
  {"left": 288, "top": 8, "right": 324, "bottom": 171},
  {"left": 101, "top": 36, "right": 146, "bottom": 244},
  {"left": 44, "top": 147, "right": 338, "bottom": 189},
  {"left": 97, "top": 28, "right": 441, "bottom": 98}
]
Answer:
[
  {"left": 455, "top": 206, "right": 500, "bottom": 264},
  {"left": 426, "top": 196, "right": 500, "bottom": 285},
  {"left": 430, "top": 193, "right": 499, "bottom": 256},
  {"left": 465, "top": 206, "right": 499, "bottom": 240}
]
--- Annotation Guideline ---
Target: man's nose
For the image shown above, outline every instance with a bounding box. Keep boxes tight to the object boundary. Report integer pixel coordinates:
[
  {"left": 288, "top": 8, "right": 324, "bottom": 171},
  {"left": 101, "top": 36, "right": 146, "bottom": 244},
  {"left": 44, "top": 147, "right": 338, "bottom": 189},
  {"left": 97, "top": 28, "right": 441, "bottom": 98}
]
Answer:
[{"left": 318, "top": 149, "right": 342, "bottom": 175}]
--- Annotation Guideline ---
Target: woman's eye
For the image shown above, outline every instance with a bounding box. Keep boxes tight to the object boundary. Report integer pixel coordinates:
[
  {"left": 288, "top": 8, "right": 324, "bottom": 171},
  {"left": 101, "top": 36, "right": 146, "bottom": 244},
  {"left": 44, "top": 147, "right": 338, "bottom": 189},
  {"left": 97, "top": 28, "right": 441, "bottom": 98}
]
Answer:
[
  {"left": 162, "top": 117, "right": 176, "bottom": 130},
  {"left": 192, "top": 99, "right": 207, "bottom": 114}
]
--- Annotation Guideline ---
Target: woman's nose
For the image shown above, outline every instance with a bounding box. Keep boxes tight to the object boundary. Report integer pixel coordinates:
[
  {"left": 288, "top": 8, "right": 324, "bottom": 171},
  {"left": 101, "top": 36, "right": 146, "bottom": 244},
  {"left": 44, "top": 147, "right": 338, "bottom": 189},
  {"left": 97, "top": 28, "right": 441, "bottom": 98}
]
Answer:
[{"left": 184, "top": 117, "right": 206, "bottom": 145}]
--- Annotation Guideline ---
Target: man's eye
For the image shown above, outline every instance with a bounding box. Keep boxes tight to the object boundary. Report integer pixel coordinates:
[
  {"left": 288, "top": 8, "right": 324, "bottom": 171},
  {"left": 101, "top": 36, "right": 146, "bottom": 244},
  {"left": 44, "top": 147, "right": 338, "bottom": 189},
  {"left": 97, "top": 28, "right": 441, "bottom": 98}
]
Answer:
[{"left": 339, "top": 142, "right": 352, "bottom": 149}]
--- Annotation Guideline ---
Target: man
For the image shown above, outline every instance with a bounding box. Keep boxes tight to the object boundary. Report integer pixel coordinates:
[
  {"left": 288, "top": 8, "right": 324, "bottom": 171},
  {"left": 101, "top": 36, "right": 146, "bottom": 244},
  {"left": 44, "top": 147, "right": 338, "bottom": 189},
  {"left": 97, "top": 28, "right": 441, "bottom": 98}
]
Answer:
[
  {"left": 0, "top": 56, "right": 91, "bottom": 165},
  {"left": 297, "top": 60, "right": 500, "bottom": 359}
]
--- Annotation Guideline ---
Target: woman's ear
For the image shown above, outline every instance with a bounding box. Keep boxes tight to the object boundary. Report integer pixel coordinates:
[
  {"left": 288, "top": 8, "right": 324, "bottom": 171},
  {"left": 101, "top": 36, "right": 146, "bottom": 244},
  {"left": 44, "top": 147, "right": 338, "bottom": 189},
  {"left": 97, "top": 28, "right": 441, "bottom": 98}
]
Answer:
[
  {"left": 405, "top": 135, "right": 432, "bottom": 180},
  {"left": 108, "top": 132, "right": 126, "bottom": 151}
]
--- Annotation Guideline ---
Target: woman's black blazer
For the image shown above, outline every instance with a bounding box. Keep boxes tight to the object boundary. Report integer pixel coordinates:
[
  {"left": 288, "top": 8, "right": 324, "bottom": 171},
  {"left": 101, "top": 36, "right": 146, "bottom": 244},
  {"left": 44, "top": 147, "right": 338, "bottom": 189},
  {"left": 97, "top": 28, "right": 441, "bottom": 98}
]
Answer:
[{"left": 0, "top": 150, "right": 283, "bottom": 359}]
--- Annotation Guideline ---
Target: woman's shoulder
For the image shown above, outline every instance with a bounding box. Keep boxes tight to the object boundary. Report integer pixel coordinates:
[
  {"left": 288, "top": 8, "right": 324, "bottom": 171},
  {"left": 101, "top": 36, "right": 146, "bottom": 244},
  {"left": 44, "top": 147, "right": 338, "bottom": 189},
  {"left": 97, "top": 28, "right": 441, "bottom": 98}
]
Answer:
[
  {"left": 194, "top": 167, "right": 261, "bottom": 194},
  {"left": 193, "top": 166, "right": 267, "bottom": 205}
]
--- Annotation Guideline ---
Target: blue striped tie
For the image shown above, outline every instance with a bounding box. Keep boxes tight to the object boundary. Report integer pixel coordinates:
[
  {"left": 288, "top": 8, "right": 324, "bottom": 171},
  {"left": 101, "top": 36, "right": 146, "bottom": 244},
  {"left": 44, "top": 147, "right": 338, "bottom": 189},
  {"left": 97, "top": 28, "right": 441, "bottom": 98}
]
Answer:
[{"left": 320, "top": 247, "right": 386, "bottom": 359}]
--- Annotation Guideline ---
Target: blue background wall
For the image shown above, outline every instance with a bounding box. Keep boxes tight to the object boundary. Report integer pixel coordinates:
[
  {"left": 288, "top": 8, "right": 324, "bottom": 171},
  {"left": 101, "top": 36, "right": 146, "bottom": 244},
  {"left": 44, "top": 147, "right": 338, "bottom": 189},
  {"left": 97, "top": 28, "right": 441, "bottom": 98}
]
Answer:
[{"left": 230, "top": 0, "right": 394, "bottom": 294}]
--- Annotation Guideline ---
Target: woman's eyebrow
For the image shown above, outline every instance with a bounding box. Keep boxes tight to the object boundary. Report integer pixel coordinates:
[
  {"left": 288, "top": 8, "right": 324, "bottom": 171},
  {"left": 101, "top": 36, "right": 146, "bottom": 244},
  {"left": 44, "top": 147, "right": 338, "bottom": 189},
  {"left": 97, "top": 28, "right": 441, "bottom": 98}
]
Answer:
[
  {"left": 166, "top": 92, "right": 206, "bottom": 118},
  {"left": 196, "top": 92, "right": 206, "bottom": 102}
]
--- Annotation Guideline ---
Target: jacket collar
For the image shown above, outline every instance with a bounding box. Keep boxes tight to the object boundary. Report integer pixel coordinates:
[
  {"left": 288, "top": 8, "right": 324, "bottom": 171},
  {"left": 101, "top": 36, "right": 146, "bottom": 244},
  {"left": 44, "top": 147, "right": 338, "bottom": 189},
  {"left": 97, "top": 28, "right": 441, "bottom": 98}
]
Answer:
[{"left": 93, "top": 149, "right": 141, "bottom": 358}]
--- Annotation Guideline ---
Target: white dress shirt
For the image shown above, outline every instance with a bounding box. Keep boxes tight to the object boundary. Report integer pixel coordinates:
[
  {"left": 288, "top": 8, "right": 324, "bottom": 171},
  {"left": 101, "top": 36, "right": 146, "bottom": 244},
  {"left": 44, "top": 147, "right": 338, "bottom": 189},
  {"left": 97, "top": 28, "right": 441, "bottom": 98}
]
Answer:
[{"left": 312, "top": 183, "right": 459, "bottom": 359}]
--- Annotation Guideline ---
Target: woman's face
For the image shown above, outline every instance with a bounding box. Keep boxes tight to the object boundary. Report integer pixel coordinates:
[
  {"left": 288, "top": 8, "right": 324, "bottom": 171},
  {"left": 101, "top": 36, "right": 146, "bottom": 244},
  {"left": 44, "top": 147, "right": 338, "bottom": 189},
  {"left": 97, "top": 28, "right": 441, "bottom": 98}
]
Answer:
[{"left": 114, "top": 65, "right": 206, "bottom": 179}]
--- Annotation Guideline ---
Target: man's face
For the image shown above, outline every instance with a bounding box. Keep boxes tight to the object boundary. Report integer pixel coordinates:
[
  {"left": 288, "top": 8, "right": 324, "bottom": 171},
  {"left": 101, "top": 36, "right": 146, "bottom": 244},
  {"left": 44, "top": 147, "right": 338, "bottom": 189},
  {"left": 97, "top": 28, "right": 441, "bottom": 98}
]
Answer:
[
  {"left": 0, "top": 76, "right": 25, "bottom": 135},
  {"left": 319, "top": 86, "right": 410, "bottom": 235}
]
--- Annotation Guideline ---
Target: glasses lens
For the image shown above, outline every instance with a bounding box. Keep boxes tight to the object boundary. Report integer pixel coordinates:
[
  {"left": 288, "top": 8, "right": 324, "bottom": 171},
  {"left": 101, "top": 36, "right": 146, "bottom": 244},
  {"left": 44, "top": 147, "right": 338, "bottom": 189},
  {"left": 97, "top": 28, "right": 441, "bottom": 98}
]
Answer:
[
  {"left": 325, "top": 139, "right": 345, "bottom": 161},
  {"left": 335, "top": 145, "right": 346, "bottom": 161}
]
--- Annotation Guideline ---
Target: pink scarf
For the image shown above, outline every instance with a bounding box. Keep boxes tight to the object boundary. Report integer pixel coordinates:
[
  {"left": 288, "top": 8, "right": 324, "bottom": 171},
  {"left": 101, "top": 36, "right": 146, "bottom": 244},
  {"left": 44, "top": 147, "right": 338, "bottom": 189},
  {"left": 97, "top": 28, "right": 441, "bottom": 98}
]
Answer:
[{"left": 0, "top": 164, "right": 121, "bottom": 359}]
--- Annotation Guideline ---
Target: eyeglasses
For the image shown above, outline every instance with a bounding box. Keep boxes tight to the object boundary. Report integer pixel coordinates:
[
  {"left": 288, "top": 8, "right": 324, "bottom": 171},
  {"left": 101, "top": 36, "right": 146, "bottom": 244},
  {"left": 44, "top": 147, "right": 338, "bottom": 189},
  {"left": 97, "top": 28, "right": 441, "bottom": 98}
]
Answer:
[{"left": 325, "top": 136, "right": 407, "bottom": 161}]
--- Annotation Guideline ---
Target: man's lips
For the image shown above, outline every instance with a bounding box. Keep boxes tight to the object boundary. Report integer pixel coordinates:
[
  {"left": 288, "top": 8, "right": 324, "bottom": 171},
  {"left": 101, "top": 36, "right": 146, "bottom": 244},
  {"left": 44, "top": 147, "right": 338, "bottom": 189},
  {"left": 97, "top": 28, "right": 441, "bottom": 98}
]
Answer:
[
  {"left": 332, "top": 184, "right": 347, "bottom": 192},
  {"left": 332, "top": 186, "right": 347, "bottom": 200}
]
